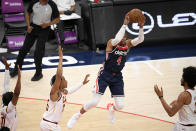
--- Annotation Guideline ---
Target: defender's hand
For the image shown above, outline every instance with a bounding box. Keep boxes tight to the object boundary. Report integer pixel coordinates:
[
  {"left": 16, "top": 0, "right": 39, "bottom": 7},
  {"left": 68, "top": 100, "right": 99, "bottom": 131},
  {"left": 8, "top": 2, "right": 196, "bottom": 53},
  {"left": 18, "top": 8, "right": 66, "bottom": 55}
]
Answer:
[
  {"left": 154, "top": 84, "right": 163, "bottom": 98},
  {"left": 83, "top": 74, "right": 90, "bottom": 85}
]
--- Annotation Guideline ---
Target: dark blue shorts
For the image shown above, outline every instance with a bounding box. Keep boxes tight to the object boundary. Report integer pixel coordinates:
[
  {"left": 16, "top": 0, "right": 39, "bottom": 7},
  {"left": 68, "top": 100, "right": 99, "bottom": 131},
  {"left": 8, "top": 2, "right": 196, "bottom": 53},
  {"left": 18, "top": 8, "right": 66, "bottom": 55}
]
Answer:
[{"left": 95, "top": 68, "right": 124, "bottom": 97}]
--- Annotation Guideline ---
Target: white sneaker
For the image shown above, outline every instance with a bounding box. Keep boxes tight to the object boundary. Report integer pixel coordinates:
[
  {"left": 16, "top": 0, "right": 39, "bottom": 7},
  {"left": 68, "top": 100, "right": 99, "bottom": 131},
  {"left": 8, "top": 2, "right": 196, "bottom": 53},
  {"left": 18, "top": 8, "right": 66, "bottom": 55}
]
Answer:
[
  {"left": 67, "top": 112, "right": 81, "bottom": 129},
  {"left": 107, "top": 103, "right": 115, "bottom": 123}
]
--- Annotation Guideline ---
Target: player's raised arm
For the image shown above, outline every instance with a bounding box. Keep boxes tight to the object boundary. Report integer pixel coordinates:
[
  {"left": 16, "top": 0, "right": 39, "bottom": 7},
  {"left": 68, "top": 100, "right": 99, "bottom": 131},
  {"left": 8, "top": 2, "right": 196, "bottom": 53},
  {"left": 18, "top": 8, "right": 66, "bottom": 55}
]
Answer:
[
  {"left": 12, "top": 66, "right": 21, "bottom": 106},
  {"left": 127, "top": 15, "right": 145, "bottom": 48},
  {"left": 109, "top": 13, "right": 130, "bottom": 47},
  {"left": 50, "top": 45, "right": 63, "bottom": 101},
  {"left": 2, "top": 56, "right": 11, "bottom": 94}
]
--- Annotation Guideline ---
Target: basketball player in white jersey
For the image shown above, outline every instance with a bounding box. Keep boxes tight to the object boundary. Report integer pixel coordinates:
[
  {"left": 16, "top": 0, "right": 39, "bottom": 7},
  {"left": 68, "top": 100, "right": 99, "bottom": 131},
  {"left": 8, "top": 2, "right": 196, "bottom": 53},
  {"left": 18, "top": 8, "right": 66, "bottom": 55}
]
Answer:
[
  {"left": 154, "top": 66, "right": 196, "bottom": 131},
  {"left": 1, "top": 57, "right": 21, "bottom": 131},
  {"left": 40, "top": 45, "right": 90, "bottom": 131}
]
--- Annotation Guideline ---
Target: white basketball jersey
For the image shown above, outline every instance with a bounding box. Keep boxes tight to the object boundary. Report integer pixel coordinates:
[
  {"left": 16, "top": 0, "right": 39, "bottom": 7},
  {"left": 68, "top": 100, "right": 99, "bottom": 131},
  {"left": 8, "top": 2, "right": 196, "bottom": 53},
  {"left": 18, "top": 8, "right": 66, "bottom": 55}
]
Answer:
[
  {"left": 43, "top": 93, "right": 66, "bottom": 123},
  {"left": 178, "top": 89, "right": 196, "bottom": 125},
  {"left": 1, "top": 102, "right": 17, "bottom": 131}
]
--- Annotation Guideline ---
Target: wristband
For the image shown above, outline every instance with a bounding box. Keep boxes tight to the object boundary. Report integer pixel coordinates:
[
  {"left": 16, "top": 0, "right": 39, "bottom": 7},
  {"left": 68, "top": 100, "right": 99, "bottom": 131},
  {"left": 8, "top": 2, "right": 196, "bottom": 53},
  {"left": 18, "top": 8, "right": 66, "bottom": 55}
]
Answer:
[{"left": 159, "top": 96, "right": 163, "bottom": 99}]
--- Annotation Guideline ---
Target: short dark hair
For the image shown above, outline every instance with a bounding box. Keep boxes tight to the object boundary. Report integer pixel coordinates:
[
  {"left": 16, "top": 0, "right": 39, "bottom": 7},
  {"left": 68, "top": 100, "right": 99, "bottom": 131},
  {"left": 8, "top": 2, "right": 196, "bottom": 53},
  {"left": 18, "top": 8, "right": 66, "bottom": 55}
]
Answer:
[
  {"left": 0, "top": 127, "right": 10, "bottom": 131},
  {"left": 183, "top": 66, "right": 196, "bottom": 88},
  {"left": 50, "top": 75, "right": 56, "bottom": 86},
  {"left": 2, "top": 92, "right": 13, "bottom": 106}
]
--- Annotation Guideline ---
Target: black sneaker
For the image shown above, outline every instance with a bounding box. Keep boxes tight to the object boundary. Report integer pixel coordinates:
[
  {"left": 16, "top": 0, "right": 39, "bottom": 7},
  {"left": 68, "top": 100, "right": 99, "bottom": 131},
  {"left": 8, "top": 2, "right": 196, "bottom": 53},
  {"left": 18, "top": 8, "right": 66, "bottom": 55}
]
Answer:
[
  {"left": 10, "top": 68, "right": 18, "bottom": 78},
  {"left": 31, "top": 73, "right": 43, "bottom": 81}
]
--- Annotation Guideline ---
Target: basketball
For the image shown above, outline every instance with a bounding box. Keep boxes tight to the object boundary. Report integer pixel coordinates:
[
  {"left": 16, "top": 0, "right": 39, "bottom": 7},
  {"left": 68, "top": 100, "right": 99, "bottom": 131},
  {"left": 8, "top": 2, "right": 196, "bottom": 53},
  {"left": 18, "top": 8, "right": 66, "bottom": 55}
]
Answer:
[{"left": 128, "top": 9, "right": 144, "bottom": 23}]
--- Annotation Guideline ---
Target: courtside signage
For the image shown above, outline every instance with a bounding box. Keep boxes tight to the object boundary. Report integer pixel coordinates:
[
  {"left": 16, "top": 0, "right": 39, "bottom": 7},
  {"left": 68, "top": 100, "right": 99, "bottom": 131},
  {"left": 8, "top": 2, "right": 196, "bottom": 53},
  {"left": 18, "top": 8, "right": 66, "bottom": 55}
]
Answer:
[
  {"left": 127, "top": 12, "right": 196, "bottom": 35},
  {"left": 0, "top": 56, "right": 78, "bottom": 72}
]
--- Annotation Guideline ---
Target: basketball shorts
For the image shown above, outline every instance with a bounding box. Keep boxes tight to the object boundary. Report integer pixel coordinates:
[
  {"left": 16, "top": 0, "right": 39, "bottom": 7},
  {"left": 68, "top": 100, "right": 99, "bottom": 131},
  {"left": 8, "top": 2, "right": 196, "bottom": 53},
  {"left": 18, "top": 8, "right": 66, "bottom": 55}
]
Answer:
[
  {"left": 40, "top": 120, "right": 61, "bottom": 131},
  {"left": 94, "top": 69, "right": 124, "bottom": 97},
  {"left": 172, "top": 122, "right": 196, "bottom": 131}
]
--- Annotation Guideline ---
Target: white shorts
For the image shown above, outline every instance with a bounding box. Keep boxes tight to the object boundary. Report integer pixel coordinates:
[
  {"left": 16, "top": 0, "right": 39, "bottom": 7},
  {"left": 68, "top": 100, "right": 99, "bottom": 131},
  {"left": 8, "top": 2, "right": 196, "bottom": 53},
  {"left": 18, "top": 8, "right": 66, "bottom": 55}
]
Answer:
[
  {"left": 172, "top": 122, "right": 196, "bottom": 131},
  {"left": 40, "top": 120, "right": 61, "bottom": 131}
]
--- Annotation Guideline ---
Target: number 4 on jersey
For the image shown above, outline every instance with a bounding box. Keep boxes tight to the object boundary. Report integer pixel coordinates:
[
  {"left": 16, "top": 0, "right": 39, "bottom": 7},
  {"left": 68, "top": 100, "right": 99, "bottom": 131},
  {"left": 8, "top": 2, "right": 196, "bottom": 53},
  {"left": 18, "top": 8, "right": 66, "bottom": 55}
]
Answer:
[{"left": 117, "top": 56, "right": 122, "bottom": 65}]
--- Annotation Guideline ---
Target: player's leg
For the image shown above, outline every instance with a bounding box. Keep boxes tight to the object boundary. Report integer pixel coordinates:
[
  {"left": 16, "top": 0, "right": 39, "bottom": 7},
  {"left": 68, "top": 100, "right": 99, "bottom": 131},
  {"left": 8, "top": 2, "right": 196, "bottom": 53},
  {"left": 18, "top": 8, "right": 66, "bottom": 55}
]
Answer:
[
  {"left": 107, "top": 97, "right": 124, "bottom": 123},
  {"left": 67, "top": 70, "right": 108, "bottom": 129},
  {"left": 107, "top": 75, "right": 124, "bottom": 123},
  {"left": 10, "top": 31, "right": 36, "bottom": 77},
  {"left": 32, "top": 28, "right": 49, "bottom": 81}
]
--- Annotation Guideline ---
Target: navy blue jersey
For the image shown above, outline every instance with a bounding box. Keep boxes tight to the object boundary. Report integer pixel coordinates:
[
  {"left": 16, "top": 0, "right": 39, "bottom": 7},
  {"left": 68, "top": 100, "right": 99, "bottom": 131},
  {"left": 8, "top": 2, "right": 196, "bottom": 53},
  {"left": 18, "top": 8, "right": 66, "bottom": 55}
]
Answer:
[{"left": 103, "top": 44, "right": 129, "bottom": 73}]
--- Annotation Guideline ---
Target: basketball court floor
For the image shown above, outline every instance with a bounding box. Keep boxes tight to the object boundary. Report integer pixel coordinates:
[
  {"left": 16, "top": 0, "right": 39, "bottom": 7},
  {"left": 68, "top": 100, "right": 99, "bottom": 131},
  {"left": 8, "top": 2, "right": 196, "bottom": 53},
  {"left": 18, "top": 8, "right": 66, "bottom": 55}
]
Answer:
[{"left": 0, "top": 43, "right": 196, "bottom": 131}]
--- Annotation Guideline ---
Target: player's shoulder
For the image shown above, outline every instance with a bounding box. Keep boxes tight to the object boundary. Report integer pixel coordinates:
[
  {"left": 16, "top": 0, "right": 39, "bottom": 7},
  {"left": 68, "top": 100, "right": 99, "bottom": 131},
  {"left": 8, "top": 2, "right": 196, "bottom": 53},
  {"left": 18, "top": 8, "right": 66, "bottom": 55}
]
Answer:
[
  {"left": 178, "top": 91, "right": 191, "bottom": 104},
  {"left": 179, "top": 91, "right": 190, "bottom": 98}
]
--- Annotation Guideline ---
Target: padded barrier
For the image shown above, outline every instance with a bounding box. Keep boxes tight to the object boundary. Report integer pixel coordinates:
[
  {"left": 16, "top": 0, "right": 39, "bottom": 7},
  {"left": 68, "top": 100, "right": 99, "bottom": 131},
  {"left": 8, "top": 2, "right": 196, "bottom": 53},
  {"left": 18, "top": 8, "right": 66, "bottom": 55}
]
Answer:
[{"left": 7, "top": 35, "right": 25, "bottom": 50}]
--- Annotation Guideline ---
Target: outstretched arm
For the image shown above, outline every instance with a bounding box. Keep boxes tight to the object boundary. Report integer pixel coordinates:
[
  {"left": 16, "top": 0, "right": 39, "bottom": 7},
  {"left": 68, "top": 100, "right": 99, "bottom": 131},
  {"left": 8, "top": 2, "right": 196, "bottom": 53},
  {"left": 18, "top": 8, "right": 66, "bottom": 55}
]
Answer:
[
  {"left": 110, "top": 13, "right": 130, "bottom": 47},
  {"left": 50, "top": 45, "right": 63, "bottom": 101},
  {"left": 2, "top": 56, "right": 11, "bottom": 94},
  {"left": 154, "top": 85, "right": 187, "bottom": 117},
  {"left": 127, "top": 16, "right": 145, "bottom": 48},
  {"left": 63, "top": 74, "right": 90, "bottom": 95},
  {"left": 12, "top": 66, "right": 21, "bottom": 106}
]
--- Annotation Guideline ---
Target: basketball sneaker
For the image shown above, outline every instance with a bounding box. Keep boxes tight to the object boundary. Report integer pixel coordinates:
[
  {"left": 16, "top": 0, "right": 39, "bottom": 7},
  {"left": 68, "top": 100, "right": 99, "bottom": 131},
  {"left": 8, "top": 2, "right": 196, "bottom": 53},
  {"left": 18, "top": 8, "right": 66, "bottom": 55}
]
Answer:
[
  {"left": 107, "top": 103, "right": 115, "bottom": 123},
  {"left": 67, "top": 112, "right": 81, "bottom": 129}
]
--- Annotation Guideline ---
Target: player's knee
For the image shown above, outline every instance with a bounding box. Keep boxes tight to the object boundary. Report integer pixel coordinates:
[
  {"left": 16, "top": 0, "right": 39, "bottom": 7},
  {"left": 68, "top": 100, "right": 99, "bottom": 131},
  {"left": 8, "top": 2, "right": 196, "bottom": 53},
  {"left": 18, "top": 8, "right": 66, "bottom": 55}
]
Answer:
[
  {"left": 115, "top": 102, "right": 124, "bottom": 110},
  {"left": 114, "top": 97, "right": 124, "bottom": 110},
  {"left": 83, "top": 94, "right": 101, "bottom": 111}
]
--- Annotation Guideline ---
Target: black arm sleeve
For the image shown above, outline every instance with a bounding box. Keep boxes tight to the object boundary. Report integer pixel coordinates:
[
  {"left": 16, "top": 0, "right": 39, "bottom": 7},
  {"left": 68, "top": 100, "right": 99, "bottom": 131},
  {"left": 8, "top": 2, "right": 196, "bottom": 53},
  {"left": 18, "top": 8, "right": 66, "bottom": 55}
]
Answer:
[
  {"left": 48, "top": 1, "right": 60, "bottom": 20},
  {"left": 27, "top": 0, "right": 38, "bottom": 13}
]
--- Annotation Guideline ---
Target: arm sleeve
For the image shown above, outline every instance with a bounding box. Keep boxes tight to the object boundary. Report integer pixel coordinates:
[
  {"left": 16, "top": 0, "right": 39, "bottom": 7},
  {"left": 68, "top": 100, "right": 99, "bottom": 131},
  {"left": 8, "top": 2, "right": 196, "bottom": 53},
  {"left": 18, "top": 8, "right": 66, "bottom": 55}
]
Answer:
[
  {"left": 131, "top": 28, "right": 144, "bottom": 46},
  {"left": 50, "top": 1, "right": 60, "bottom": 19},
  {"left": 111, "top": 24, "right": 126, "bottom": 46},
  {"left": 27, "top": 0, "right": 36, "bottom": 13},
  {"left": 67, "top": 83, "right": 83, "bottom": 94},
  {"left": 3, "top": 70, "right": 10, "bottom": 94}
]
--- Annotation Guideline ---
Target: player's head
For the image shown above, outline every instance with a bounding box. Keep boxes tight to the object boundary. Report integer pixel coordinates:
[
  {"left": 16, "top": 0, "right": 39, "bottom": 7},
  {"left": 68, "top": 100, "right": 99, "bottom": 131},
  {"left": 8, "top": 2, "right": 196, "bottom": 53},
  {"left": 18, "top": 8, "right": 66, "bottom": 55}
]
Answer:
[
  {"left": 60, "top": 76, "right": 67, "bottom": 90},
  {"left": 2, "top": 92, "right": 13, "bottom": 106},
  {"left": 0, "top": 127, "right": 10, "bottom": 131},
  {"left": 40, "top": 0, "right": 48, "bottom": 5},
  {"left": 50, "top": 75, "right": 67, "bottom": 89},
  {"left": 181, "top": 66, "right": 196, "bottom": 89},
  {"left": 50, "top": 74, "right": 56, "bottom": 86}
]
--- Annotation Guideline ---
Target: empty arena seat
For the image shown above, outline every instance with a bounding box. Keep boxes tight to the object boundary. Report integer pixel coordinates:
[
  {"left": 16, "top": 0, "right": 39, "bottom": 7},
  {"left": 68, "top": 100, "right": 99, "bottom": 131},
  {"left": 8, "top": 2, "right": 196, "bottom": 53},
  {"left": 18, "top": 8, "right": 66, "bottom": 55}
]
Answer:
[{"left": 1, "top": 0, "right": 27, "bottom": 50}]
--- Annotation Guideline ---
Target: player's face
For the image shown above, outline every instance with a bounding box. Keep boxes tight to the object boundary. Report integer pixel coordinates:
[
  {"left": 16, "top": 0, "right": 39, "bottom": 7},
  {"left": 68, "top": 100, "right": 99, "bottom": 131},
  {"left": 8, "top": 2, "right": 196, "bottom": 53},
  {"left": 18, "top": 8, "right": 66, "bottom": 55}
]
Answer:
[
  {"left": 40, "top": 0, "right": 48, "bottom": 5},
  {"left": 181, "top": 78, "right": 185, "bottom": 86}
]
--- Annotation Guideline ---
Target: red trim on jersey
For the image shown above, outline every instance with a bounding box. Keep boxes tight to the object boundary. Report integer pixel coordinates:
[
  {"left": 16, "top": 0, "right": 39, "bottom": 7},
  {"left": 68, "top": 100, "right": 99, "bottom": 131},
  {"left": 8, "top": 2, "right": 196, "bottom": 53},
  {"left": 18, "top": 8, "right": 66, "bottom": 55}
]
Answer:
[
  {"left": 117, "top": 45, "right": 128, "bottom": 50},
  {"left": 105, "top": 53, "right": 109, "bottom": 60},
  {"left": 96, "top": 67, "right": 104, "bottom": 93},
  {"left": 96, "top": 78, "right": 99, "bottom": 93}
]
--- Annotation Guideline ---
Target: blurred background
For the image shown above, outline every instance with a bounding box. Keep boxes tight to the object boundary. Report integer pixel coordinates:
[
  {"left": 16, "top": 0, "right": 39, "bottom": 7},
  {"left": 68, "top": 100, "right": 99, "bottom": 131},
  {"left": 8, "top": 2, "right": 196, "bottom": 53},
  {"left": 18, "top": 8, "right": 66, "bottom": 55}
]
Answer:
[{"left": 0, "top": 0, "right": 196, "bottom": 67}]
